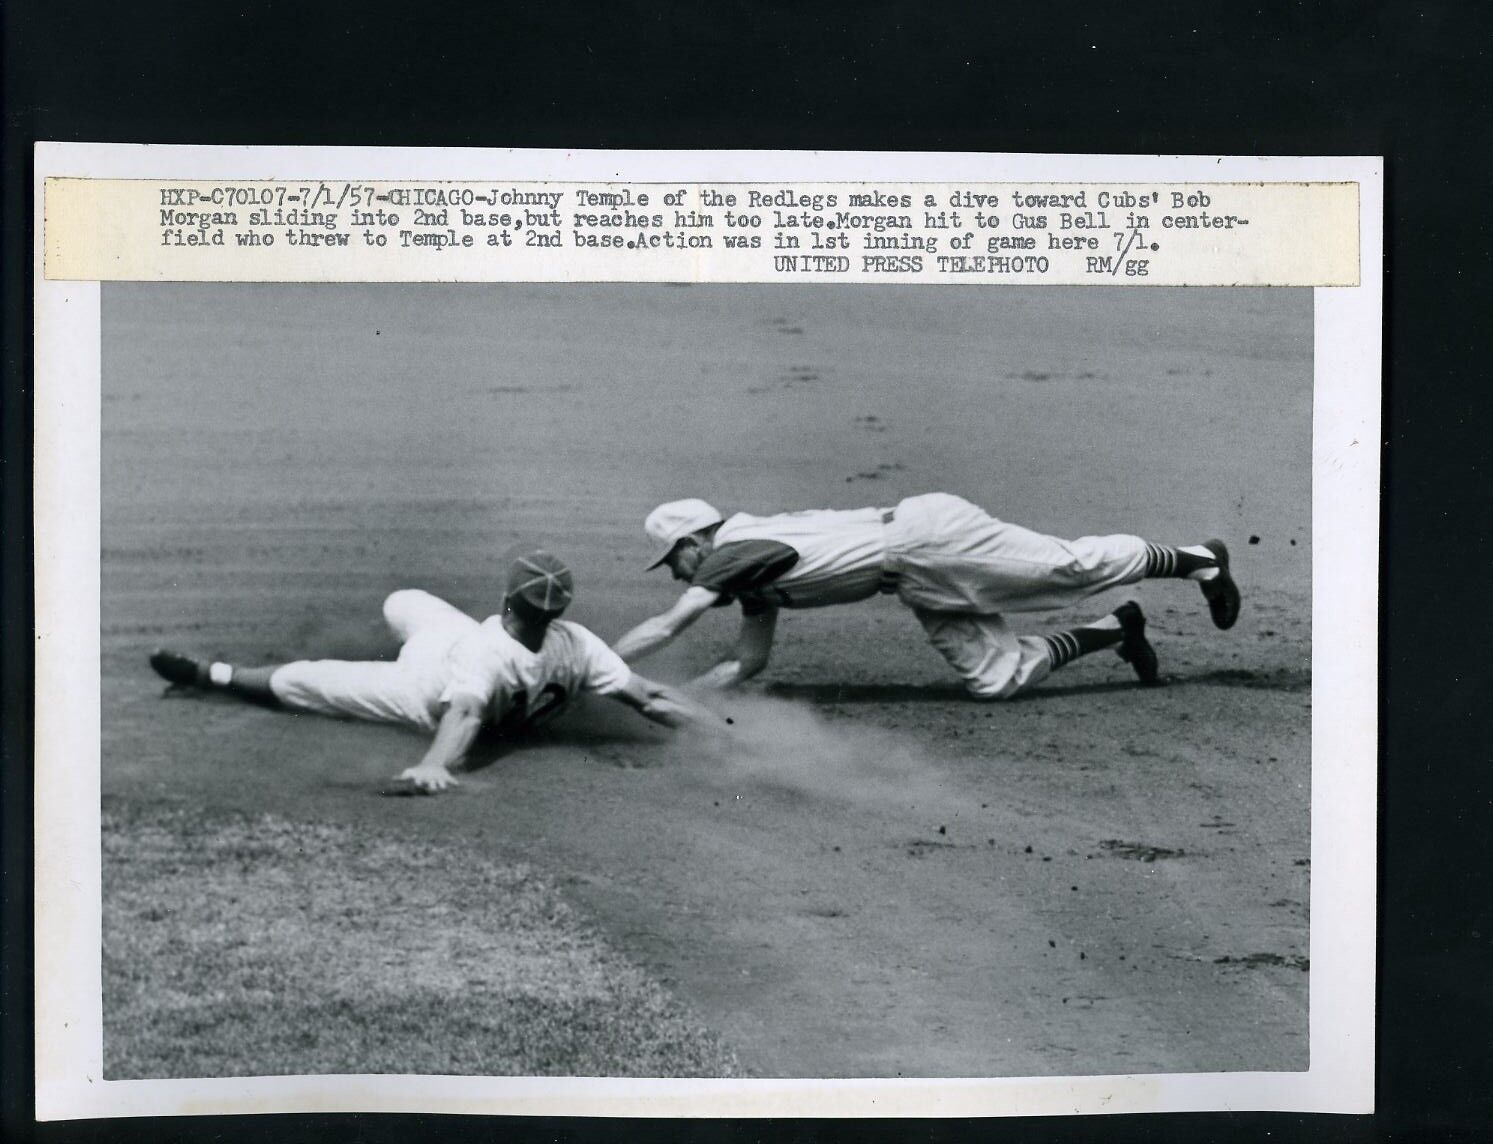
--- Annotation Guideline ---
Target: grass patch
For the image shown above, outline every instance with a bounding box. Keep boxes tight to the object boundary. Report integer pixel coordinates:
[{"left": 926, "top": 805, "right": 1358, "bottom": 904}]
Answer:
[{"left": 102, "top": 797, "right": 741, "bottom": 1078}]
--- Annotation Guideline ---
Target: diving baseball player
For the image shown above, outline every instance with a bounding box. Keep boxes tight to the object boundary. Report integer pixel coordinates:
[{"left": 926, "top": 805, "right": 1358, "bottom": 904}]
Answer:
[
  {"left": 149, "top": 551, "right": 725, "bottom": 793},
  {"left": 613, "top": 494, "right": 1241, "bottom": 699}
]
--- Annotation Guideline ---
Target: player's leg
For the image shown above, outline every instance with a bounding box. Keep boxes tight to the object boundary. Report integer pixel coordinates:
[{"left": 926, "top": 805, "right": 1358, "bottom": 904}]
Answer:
[
  {"left": 382, "top": 589, "right": 476, "bottom": 644},
  {"left": 264, "top": 658, "right": 439, "bottom": 727},
  {"left": 268, "top": 592, "right": 476, "bottom": 728},
  {"left": 912, "top": 609, "right": 1037, "bottom": 699},
  {"left": 1039, "top": 601, "right": 1159, "bottom": 686},
  {"left": 890, "top": 494, "right": 1238, "bottom": 627},
  {"left": 147, "top": 588, "right": 472, "bottom": 709},
  {"left": 1136, "top": 538, "right": 1240, "bottom": 629},
  {"left": 891, "top": 493, "right": 1148, "bottom": 613},
  {"left": 148, "top": 649, "right": 442, "bottom": 729},
  {"left": 913, "top": 602, "right": 1158, "bottom": 699},
  {"left": 148, "top": 649, "right": 282, "bottom": 706},
  {"left": 1054, "top": 533, "right": 1239, "bottom": 629}
]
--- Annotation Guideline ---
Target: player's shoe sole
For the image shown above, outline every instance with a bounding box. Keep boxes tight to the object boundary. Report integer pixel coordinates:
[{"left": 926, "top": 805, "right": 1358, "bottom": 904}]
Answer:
[
  {"left": 1114, "top": 601, "right": 1161, "bottom": 686},
  {"left": 149, "top": 648, "right": 207, "bottom": 688},
  {"left": 1199, "top": 539, "right": 1241, "bottom": 630}
]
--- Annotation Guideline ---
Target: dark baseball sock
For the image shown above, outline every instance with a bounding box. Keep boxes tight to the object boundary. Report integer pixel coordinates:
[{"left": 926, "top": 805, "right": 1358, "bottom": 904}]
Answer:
[
  {"left": 1144, "top": 542, "right": 1219, "bottom": 580},
  {"left": 1041, "top": 618, "right": 1124, "bottom": 671},
  {"left": 211, "top": 662, "right": 282, "bottom": 707}
]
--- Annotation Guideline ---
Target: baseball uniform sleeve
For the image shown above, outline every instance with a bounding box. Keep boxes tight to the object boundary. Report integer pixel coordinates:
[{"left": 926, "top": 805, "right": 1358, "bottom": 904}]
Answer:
[
  {"left": 692, "top": 540, "right": 799, "bottom": 611},
  {"left": 563, "top": 624, "right": 634, "bottom": 696}
]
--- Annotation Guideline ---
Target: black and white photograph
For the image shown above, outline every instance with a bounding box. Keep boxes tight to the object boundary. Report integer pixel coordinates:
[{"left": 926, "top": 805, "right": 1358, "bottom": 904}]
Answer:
[
  {"left": 99, "top": 280, "right": 1308, "bottom": 1077},
  {"left": 31, "top": 147, "right": 1380, "bottom": 1120}
]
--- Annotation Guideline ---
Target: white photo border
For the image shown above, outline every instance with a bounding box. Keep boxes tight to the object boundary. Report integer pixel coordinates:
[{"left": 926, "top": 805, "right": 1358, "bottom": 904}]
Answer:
[{"left": 33, "top": 144, "right": 1381, "bottom": 1119}]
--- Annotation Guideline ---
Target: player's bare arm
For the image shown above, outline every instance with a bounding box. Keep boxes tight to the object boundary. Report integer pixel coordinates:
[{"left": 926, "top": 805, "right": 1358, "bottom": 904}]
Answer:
[
  {"left": 396, "top": 693, "right": 486, "bottom": 793},
  {"left": 611, "top": 672, "right": 731, "bottom": 731},
  {"left": 692, "top": 604, "right": 779, "bottom": 690},
  {"left": 613, "top": 585, "right": 720, "bottom": 662}
]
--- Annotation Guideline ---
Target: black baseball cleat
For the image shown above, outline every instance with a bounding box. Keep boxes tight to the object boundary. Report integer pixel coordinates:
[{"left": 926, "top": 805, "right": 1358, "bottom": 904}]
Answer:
[
  {"left": 1113, "top": 601, "right": 1161, "bottom": 686},
  {"left": 149, "top": 648, "right": 207, "bottom": 689},
  {"left": 1199, "top": 539, "right": 1241, "bottom": 630}
]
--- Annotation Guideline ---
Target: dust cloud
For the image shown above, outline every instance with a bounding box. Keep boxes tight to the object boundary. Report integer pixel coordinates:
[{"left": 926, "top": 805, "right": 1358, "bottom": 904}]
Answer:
[
  {"left": 545, "top": 683, "right": 982, "bottom": 815},
  {"left": 680, "top": 693, "right": 975, "bottom": 815}
]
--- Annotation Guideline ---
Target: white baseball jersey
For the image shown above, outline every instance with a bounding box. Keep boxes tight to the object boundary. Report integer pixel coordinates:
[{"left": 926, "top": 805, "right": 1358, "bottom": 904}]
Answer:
[
  {"left": 442, "top": 615, "right": 545, "bottom": 721},
  {"left": 439, "top": 613, "right": 634, "bottom": 731},
  {"left": 703, "top": 506, "right": 893, "bottom": 608},
  {"left": 517, "top": 620, "right": 634, "bottom": 730}
]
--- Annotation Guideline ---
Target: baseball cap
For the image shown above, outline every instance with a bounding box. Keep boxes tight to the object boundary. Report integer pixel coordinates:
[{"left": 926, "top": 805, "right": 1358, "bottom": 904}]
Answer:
[
  {"left": 644, "top": 498, "right": 723, "bottom": 569},
  {"left": 505, "top": 550, "right": 575, "bottom": 615}
]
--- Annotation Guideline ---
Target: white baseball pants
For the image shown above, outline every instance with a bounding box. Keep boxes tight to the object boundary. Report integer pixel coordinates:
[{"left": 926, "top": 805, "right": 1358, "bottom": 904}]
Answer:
[
  {"left": 885, "top": 493, "right": 1148, "bottom": 698},
  {"left": 268, "top": 590, "right": 477, "bottom": 731}
]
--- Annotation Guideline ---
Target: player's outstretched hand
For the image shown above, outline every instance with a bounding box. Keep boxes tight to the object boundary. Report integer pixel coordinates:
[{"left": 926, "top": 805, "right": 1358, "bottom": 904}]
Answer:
[{"left": 392, "top": 762, "right": 458, "bottom": 795}]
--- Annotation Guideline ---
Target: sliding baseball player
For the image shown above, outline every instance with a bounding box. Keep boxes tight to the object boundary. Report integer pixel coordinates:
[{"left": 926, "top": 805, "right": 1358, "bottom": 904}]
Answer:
[{"left": 150, "top": 551, "right": 725, "bottom": 793}]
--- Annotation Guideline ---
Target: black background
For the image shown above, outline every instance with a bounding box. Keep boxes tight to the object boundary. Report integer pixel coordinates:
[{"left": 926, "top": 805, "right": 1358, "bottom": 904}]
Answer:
[{"left": 4, "top": 3, "right": 1489, "bottom": 1142}]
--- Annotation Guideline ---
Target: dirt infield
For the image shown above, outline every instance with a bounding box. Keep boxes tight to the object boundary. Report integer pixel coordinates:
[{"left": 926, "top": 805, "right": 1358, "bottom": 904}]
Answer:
[{"left": 102, "top": 283, "right": 1311, "bottom": 1077}]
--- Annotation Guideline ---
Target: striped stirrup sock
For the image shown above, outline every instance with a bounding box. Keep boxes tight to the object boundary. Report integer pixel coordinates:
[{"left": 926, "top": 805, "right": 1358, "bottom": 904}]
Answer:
[
  {"left": 1041, "top": 624, "right": 1122, "bottom": 670},
  {"left": 1041, "top": 631, "right": 1085, "bottom": 670},
  {"left": 1144, "top": 542, "right": 1217, "bottom": 579}
]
